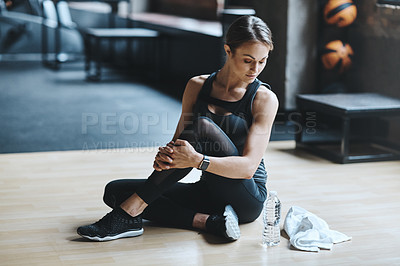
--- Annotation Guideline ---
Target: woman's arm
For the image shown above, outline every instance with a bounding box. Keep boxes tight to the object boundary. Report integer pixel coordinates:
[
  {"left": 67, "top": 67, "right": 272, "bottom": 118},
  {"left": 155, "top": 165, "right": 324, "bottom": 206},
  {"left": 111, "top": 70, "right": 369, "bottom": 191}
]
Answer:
[
  {"left": 205, "top": 87, "right": 279, "bottom": 178},
  {"left": 163, "top": 86, "right": 279, "bottom": 179},
  {"left": 153, "top": 75, "right": 206, "bottom": 171},
  {"left": 172, "top": 75, "right": 206, "bottom": 141}
]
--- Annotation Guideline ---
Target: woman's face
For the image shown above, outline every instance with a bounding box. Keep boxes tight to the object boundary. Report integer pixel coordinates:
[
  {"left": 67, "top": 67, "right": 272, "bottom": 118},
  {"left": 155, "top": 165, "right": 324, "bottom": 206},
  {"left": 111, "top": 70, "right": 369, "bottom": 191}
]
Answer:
[{"left": 225, "top": 41, "right": 270, "bottom": 83}]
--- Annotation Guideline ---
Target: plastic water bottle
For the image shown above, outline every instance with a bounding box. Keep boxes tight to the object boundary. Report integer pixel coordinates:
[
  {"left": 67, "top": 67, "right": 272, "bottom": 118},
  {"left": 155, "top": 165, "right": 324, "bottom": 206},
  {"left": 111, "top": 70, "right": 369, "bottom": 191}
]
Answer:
[{"left": 262, "top": 191, "right": 281, "bottom": 247}]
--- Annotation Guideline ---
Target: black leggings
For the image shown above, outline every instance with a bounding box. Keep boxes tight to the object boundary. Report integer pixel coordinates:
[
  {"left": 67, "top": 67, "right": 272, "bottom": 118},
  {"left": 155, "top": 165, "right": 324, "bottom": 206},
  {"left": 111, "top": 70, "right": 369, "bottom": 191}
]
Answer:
[{"left": 103, "top": 117, "right": 267, "bottom": 227}]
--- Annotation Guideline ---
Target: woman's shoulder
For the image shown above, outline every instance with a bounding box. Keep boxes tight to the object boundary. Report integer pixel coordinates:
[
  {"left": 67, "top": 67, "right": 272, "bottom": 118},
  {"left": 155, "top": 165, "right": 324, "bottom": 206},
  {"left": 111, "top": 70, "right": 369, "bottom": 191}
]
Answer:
[
  {"left": 183, "top": 74, "right": 210, "bottom": 96},
  {"left": 256, "top": 84, "right": 277, "bottom": 100},
  {"left": 187, "top": 74, "right": 210, "bottom": 89},
  {"left": 252, "top": 84, "right": 279, "bottom": 112},
  {"left": 181, "top": 74, "right": 211, "bottom": 106}
]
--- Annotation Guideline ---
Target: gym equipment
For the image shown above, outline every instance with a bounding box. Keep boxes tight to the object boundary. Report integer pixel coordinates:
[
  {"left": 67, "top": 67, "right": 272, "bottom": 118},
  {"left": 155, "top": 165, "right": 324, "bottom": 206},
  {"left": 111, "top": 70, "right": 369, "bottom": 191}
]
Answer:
[
  {"left": 321, "top": 40, "right": 353, "bottom": 73},
  {"left": 324, "top": 0, "right": 357, "bottom": 28}
]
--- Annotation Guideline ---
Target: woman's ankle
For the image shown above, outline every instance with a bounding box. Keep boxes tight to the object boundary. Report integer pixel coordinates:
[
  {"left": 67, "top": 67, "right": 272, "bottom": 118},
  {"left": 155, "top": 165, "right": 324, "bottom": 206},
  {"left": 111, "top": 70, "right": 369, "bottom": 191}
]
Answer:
[
  {"left": 120, "top": 193, "right": 148, "bottom": 217},
  {"left": 192, "top": 213, "right": 210, "bottom": 230}
]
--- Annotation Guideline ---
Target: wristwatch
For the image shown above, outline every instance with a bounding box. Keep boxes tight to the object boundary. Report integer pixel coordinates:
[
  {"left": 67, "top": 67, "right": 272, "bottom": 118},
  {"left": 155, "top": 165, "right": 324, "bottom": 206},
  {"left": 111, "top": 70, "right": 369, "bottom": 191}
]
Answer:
[{"left": 198, "top": 155, "right": 210, "bottom": 171}]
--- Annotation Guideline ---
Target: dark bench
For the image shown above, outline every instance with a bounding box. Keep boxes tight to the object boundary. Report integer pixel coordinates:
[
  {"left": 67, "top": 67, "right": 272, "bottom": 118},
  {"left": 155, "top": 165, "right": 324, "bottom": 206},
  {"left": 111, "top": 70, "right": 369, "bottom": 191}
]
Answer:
[
  {"left": 296, "top": 93, "right": 400, "bottom": 163},
  {"left": 67, "top": 2, "right": 255, "bottom": 81},
  {"left": 84, "top": 27, "right": 159, "bottom": 80},
  {"left": 129, "top": 12, "right": 222, "bottom": 37}
]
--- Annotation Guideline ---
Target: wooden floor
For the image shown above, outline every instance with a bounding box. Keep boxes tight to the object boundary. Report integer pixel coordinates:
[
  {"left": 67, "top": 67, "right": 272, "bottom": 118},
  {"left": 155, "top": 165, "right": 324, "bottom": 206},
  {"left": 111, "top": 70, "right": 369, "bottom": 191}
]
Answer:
[{"left": 1, "top": 141, "right": 399, "bottom": 265}]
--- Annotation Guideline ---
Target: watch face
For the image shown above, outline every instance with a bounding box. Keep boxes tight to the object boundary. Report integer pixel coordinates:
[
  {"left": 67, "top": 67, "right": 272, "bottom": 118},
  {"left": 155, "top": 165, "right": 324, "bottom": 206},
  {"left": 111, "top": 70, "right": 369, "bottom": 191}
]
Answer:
[{"left": 201, "top": 156, "right": 210, "bottom": 170}]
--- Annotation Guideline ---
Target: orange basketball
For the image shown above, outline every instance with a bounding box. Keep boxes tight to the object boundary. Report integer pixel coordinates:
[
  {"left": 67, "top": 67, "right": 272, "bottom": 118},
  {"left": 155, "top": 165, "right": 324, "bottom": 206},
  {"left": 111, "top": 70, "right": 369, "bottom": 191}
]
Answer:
[
  {"left": 324, "top": 0, "right": 357, "bottom": 27},
  {"left": 321, "top": 40, "right": 354, "bottom": 73}
]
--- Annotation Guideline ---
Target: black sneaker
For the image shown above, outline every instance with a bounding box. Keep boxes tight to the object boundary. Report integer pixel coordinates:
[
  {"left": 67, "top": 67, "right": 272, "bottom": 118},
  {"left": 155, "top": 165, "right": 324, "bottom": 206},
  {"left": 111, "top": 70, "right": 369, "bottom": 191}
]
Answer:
[
  {"left": 206, "top": 205, "right": 240, "bottom": 241},
  {"left": 77, "top": 207, "right": 143, "bottom": 241}
]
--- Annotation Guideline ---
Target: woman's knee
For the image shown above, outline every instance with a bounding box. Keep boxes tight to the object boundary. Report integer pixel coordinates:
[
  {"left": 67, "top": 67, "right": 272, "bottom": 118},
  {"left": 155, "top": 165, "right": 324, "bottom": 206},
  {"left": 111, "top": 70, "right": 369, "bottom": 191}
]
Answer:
[
  {"left": 194, "top": 117, "right": 238, "bottom": 156},
  {"left": 207, "top": 196, "right": 262, "bottom": 223},
  {"left": 234, "top": 203, "right": 264, "bottom": 224},
  {"left": 194, "top": 116, "right": 215, "bottom": 136},
  {"left": 103, "top": 179, "right": 147, "bottom": 208},
  {"left": 103, "top": 180, "right": 120, "bottom": 208}
]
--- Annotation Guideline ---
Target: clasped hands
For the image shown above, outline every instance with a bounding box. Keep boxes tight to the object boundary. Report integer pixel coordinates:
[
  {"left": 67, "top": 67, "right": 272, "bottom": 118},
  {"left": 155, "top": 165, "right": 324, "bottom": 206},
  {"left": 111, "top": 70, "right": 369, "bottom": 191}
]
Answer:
[{"left": 153, "top": 139, "right": 202, "bottom": 171}]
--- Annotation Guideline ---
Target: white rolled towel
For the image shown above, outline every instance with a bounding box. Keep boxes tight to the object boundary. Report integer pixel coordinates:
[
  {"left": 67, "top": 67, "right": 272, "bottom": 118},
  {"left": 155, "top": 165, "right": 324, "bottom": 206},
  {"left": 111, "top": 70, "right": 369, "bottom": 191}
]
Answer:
[{"left": 284, "top": 206, "right": 352, "bottom": 252}]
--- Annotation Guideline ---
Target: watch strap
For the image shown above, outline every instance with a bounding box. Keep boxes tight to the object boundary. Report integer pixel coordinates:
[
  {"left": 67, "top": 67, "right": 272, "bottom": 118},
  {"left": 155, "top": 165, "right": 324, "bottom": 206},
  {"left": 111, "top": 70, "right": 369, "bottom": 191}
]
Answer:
[{"left": 198, "top": 155, "right": 210, "bottom": 171}]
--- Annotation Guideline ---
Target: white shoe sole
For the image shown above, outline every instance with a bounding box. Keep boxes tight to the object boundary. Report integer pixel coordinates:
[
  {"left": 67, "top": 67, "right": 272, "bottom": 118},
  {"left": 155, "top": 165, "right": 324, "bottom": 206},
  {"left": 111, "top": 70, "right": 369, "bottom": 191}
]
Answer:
[
  {"left": 79, "top": 228, "right": 144, "bottom": 242},
  {"left": 224, "top": 205, "right": 240, "bottom": 240}
]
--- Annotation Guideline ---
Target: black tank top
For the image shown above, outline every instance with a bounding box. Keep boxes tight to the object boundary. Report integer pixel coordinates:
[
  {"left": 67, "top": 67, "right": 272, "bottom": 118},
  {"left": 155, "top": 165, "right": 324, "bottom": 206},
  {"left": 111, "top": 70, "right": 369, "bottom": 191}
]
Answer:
[
  {"left": 193, "top": 71, "right": 271, "bottom": 154},
  {"left": 193, "top": 71, "right": 270, "bottom": 183}
]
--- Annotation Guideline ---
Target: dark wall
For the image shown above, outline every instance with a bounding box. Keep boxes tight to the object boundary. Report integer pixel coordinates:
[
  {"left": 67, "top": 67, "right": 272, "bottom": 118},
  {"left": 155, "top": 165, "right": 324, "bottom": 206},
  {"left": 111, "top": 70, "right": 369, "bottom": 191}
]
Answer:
[
  {"left": 255, "top": 0, "right": 318, "bottom": 110},
  {"left": 347, "top": 0, "right": 400, "bottom": 143},
  {"left": 254, "top": 0, "right": 288, "bottom": 109},
  {"left": 163, "top": 35, "right": 223, "bottom": 80},
  {"left": 347, "top": 0, "right": 400, "bottom": 99}
]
